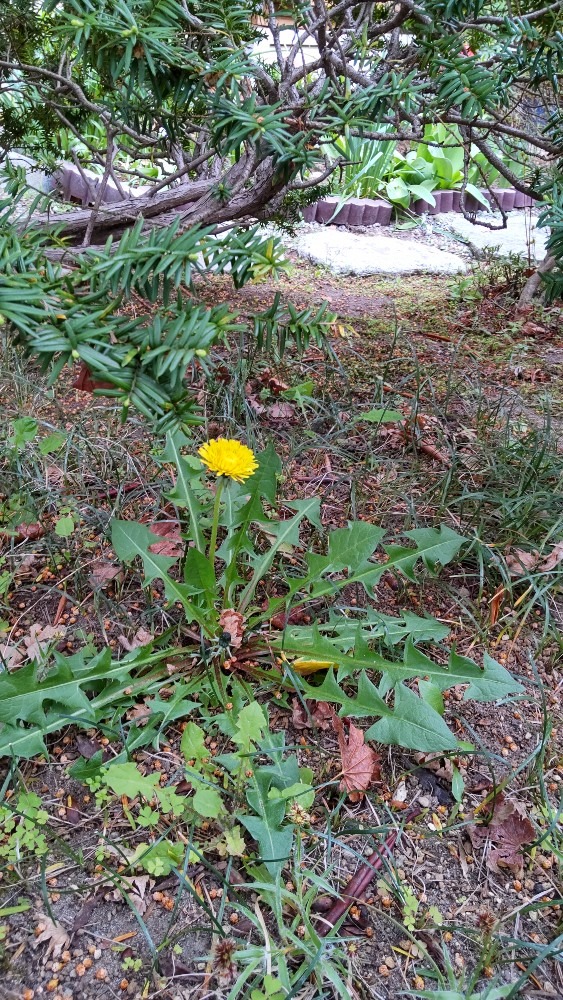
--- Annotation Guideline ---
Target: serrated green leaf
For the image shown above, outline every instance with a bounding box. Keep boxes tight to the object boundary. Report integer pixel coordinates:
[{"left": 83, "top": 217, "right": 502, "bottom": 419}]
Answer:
[
  {"left": 0, "top": 646, "right": 173, "bottom": 760},
  {"left": 239, "top": 496, "right": 321, "bottom": 612},
  {"left": 464, "top": 652, "right": 523, "bottom": 701},
  {"left": 366, "top": 683, "right": 458, "bottom": 751},
  {"left": 384, "top": 525, "right": 467, "bottom": 581},
  {"left": 327, "top": 521, "right": 386, "bottom": 570},
  {"left": 180, "top": 722, "right": 208, "bottom": 764},
  {"left": 356, "top": 408, "right": 404, "bottom": 424},
  {"left": 193, "top": 783, "right": 223, "bottom": 817},
  {"left": 102, "top": 762, "right": 160, "bottom": 799},
  {"left": 234, "top": 702, "right": 267, "bottom": 751},
  {"left": 111, "top": 519, "right": 208, "bottom": 628}
]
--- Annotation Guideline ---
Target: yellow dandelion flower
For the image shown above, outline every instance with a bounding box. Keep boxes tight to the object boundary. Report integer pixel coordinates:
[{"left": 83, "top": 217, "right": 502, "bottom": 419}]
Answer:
[{"left": 198, "top": 438, "right": 258, "bottom": 483}]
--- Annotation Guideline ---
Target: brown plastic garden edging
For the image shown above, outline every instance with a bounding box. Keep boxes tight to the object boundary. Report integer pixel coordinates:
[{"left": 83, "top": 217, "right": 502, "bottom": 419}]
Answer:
[{"left": 302, "top": 189, "right": 537, "bottom": 227}]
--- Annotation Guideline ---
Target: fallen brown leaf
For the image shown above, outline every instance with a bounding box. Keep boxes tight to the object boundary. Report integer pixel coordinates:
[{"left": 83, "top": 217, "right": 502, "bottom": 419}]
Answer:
[
  {"left": 413, "top": 752, "right": 456, "bottom": 783},
  {"left": 468, "top": 793, "right": 536, "bottom": 873},
  {"left": 270, "top": 607, "right": 310, "bottom": 630},
  {"left": 270, "top": 401, "right": 295, "bottom": 421},
  {"left": 291, "top": 698, "right": 333, "bottom": 731},
  {"left": 126, "top": 701, "right": 152, "bottom": 726},
  {"left": 15, "top": 522, "right": 44, "bottom": 541},
  {"left": 390, "top": 778, "right": 409, "bottom": 809},
  {"left": 23, "top": 624, "right": 65, "bottom": 662},
  {"left": 505, "top": 542, "right": 563, "bottom": 578},
  {"left": 245, "top": 392, "right": 267, "bottom": 415},
  {"left": 505, "top": 548, "right": 541, "bottom": 576},
  {"left": 0, "top": 643, "right": 24, "bottom": 671},
  {"left": 32, "top": 913, "right": 70, "bottom": 960},
  {"left": 489, "top": 585, "right": 505, "bottom": 626},
  {"left": 13, "top": 552, "right": 39, "bottom": 583},
  {"left": 148, "top": 520, "right": 183, "bottom": 558},
  {"left": 75, "top": 736, "right": 103, "bottom": 759},
  {"left": 45, "top": 465, "right": 64, "bottom": 489},
  {"left": 108, "top": 875, "right": 154, "bottom": 915},
  {"left": 218, "top": 609, "right": 245, "bottom": 648},
  {"left": 332, "top": 712, "right": 380, "bottom": 801},
  {"left": 118, "top": 627, "right": 154, "bottom": 652},
  {"left": 539, "top": 541, "right": 563, "bottom": 573},
  {"left": 88, "top": 560, "right": 123, "bottom": 589}
]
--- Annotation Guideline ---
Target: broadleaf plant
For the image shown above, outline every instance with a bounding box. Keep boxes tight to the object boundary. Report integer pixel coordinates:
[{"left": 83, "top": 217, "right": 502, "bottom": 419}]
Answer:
[{"left": 108, "top": 436, "right": 523, "bottom": 753}]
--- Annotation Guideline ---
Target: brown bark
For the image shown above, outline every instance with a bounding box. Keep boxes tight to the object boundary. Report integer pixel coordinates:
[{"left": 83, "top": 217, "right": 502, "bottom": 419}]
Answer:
[{"left": 517, "top": 253, "right": 557, "bottom": 310}]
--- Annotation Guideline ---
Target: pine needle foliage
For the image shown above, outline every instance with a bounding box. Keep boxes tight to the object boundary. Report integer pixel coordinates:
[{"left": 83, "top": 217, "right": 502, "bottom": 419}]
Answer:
[{"left": 0, "top": 0, "right": 562, "bottom": 427}]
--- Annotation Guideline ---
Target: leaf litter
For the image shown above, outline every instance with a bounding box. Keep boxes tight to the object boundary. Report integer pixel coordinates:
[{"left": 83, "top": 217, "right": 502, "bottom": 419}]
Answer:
[{"left": 468, "top": 793, "right": 537, "bottom": 873}]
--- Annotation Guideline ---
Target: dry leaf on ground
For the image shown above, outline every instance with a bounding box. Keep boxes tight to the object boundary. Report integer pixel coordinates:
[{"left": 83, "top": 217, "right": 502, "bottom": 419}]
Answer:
[
  {"left": 126, "top": 701, "right": 152, "bottom": 726},
  {"left": 413, "top": 752, "right": 458, "bottom": 782},
  {"left": 270, "top": 401, "right": 296, "bottom": 421},
  {"left": 332, "top": 712, "right": 380, "bottom": 801},
  {"left": 13, "top": 553, "right": 39, "bottom": 583},
  {"left": 14, "top": 522, "right": 44, "bottom": 541},
  {"left": 88, "top": 560, "right": 123, "bottom": 589},
  {"left": 0, "top": 643, "right": 24, "bottom": 670},
  {"left": 46, "top": 465, "right": 64, "bottom": 489},
  {"left": 148, "top": 520, "right": 184, "bottom": 558},
  {"left": 23, "top": 624, "right": 65, "bottom": 662},
  {"left": 505, "top": 543, "right": 563, "bottom": 578},
  {"left": 32, "top": 914, "right": 71, "bottom": 960},
  {"left": 468, "top": 793, "right": 536, "bottom": 873},
  {"left": 291, "top": 698, "right": 333, "bottom": 730},
  {"left": 539, "top": 541, "right": 563, "bottom": 573},
  {"left": 108, "top": 875, "right": 154, "bottom": 915},
  {"left": 118, "top": 627, "right": 154, "bottom": 652},
  {"left": 218, "top": 609, "right": 245, "bottom": 648},
  {"left": 75, "top": 736, "right": 103, "bottom": 759},
  {"left": 505, "top": 548, "right": 541, "bottom": 576},
  {"left": 391, "top": 778, "right": 409, "bottom": 809}
]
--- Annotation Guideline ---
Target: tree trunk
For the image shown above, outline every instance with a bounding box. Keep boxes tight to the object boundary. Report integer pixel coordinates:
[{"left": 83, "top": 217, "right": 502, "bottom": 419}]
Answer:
[{"left": 517, "top": 253, "right": 556, "bottom": 310}]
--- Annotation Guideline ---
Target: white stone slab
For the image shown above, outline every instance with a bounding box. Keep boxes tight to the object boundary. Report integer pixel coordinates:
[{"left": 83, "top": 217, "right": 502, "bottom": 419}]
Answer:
[
  {"left": 292, "top": 228, "right": 468, "bottom": 275},
  {"left": 439, "top": 211, "right": 548, "bottom": 260}
]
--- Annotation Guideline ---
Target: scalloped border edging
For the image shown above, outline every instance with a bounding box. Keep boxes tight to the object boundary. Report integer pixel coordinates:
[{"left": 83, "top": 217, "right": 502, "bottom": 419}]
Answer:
[{"left": 302, "top": 189, "right": 537, "bottom": 227}]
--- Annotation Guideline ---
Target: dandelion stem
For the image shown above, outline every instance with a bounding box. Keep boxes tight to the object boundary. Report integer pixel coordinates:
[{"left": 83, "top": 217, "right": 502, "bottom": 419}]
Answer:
[{"left": 208, "top": 476, "right": 224, "bottom": 568}]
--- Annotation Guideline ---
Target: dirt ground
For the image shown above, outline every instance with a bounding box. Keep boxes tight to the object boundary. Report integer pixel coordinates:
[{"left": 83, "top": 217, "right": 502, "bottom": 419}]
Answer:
[{"left": 0, "top": 260, "right": 562, "bottom": 999}]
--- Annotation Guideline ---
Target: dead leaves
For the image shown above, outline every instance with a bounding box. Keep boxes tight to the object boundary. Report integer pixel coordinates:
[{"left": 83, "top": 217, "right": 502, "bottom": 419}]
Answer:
[
  {"left": 245, "top": 378, "right": 297, "bottom": 424},
  {"left": 0, "top": 640, "right": 24, "bottom": 670},
  {"left": 107, "top": 875, "right": 154, "bottom": 915},
  {"left": 118, "top": 627, "right": 154, "bottom": 652},
  {"left": 33, "top": 913, "right": 70, "bottom": 960},
  {"left": 22, "top": 624, "right": 65, "bottom": 662},
  {"left": 218, "top": 609, "right": 245, "bottom": 648},
  {"left": 505, "top": 542, "right": 563, "bottom": 578},
  {"left": 291, "top": 698, "right": 333, "bottom": 730},
  {"left": 148, "top": 520, "right": 183, "bottom": 558},
  {"left": 88, "top": 560, "right": 123, "bottom": 590},
  {"left": 14, "top": 522, "right": 44, "bottom": 541},
  {"left": 332, "top": 713, "right": 380, "bottom": 802},
  {"left": 468, "top": 794, "right": 536, "bottom": 874}
]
